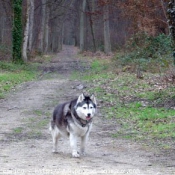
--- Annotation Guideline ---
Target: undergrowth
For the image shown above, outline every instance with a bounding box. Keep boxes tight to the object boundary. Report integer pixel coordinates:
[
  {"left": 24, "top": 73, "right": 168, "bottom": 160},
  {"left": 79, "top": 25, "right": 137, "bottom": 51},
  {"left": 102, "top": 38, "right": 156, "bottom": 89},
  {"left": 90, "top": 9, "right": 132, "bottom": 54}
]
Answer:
[
  {"left": 0, "top": 61, "right": 38, "bottom": 98},
  {"left": 74, "top": 56, "right": 175, "bottom": 149},
  {"left": 114, "top": 33, "right": 173, "bottom": 72}
]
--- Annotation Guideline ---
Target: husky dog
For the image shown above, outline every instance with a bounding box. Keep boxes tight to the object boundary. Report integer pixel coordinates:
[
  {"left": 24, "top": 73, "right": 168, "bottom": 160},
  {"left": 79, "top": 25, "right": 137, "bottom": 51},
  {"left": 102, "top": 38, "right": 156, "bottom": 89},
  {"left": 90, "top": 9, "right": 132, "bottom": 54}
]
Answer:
[{"left": 50, "top": 94, "right": 97, "bottom": 158}]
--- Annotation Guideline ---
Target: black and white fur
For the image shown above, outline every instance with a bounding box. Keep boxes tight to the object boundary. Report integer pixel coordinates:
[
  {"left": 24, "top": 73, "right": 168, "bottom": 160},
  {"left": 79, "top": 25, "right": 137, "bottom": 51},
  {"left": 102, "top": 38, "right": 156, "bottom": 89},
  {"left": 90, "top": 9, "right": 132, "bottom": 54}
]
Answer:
[{"left": 50, "top": 94, "right": 97, "bottom": 158}]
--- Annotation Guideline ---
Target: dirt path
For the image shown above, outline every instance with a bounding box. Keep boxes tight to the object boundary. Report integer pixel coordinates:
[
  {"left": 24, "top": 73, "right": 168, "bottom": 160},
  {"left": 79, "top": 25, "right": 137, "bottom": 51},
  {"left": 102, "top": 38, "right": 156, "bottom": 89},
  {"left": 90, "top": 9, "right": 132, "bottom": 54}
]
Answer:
[{"left": 0, "top": 46, "right": 174, "bottom": 175}]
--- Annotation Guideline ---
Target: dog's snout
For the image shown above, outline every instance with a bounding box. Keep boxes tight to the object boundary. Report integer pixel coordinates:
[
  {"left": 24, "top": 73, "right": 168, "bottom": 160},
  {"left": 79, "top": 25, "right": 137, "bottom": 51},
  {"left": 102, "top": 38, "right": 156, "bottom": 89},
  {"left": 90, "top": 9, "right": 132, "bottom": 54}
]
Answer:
[{"left": 87, "top": 113, "right": 91, "bottom": 117}]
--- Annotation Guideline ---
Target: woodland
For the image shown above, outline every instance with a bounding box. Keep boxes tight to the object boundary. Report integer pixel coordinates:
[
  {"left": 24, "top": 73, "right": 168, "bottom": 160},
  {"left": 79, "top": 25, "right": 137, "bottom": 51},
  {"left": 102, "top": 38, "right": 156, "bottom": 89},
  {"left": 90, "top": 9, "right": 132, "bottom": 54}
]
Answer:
[{"left": 0, "top": 0, "right": 174, "bottom": 63}]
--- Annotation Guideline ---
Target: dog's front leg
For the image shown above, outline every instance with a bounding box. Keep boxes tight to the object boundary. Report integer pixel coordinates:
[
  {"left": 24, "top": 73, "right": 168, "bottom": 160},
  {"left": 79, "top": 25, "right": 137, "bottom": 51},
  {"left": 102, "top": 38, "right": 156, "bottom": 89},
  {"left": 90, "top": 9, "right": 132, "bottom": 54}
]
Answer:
[
  {"left": 80, "top": 135, "right": 88, "bottom": 156},
  {"left": 81, "top": 125, "right": 91, "bottom": 155},
  {"left": 69, "top": 133, "right": 80, "bottom": 158}
]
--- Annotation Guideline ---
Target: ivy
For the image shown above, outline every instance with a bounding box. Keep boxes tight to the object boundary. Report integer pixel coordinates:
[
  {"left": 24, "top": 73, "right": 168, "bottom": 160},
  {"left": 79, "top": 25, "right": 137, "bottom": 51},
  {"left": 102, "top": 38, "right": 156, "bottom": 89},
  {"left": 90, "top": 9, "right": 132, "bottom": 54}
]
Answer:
[{"left": 12, "top": 0, "right": 23, "bottom": 63}]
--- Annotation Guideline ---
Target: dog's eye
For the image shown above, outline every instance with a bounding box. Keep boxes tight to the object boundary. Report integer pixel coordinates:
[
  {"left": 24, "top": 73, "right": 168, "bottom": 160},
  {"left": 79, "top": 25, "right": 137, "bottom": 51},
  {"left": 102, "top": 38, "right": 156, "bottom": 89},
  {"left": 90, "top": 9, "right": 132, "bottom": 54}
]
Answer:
[
  {"left": 90, "top": 106, "right": 93, "bottom": 109},
  {"left": 83, "top": 107, "right": 87, "bottom": 109}
]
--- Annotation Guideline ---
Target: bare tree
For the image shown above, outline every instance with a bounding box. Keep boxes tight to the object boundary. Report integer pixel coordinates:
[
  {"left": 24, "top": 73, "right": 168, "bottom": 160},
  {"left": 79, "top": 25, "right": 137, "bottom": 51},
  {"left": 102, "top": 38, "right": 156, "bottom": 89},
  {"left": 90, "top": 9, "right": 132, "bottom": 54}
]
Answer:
[
  {"left": 87, "top": 0, "right": 96, "bottom": 52},
  {"left": 38, "top": 0, "right": 46, "bottom": 53},
  {"left": 44, "top": 0, "right": 50, "bottom": 53},
  {"left": 0, "top": 0, "right": 172, "bottom": 61},
  {"left": 28, "top": 0, "right": 34, "bottom": 54},
  {"left": 22, "top": 0, "right": 30, "bottom": 62},
  {"left": 103, "top": 2, "right": 111, "bottom": 54},
  {"left": 80, "top": 0, "right": 86, "bottom": 52},
  {"left": 167, "top": 0, "right": 175, "bottom": 65}
]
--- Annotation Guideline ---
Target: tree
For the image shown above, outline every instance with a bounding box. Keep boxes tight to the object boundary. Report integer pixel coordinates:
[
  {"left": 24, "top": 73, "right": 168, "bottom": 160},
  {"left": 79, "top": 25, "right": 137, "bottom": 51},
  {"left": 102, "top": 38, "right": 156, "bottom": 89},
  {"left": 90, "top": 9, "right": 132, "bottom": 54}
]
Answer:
[
  {"left": 80, "top": 0, "right": 86, "bottom": 52},
  {"left": 118, "top": 0, "right": 168, "bottom": 36},
  {"left": 87, "top": 0, "right": 96, "bottom": 52},
  {"left": 0, "top": 0, "right": 171, "bottom": 61},
  {"left": 38, "top": 0, "right": 46, "bottom": 53},
  {"left": 103, "top": 2, "right": 111, "bottom": 54},
  {"left": 22, "top": 0, "right": 30, "bottom": 62},
  {"left": 44, "top": 0, "right": 50, "bottom": 53},
  {"left": 167, "top": 0, "right": 175, "bottom": 65},
  {"left": 12, "top": 0, "right": 23, "bottom": 63},
  {"left": 28, "top": 0, "right": 34, "bottom": 54}
]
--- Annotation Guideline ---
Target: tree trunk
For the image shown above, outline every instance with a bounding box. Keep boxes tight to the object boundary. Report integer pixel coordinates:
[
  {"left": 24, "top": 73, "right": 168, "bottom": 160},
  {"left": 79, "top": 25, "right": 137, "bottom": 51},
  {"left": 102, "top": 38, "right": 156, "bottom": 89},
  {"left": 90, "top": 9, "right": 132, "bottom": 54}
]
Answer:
[
  {"left": 92, "top": 0, "right": 96, "bottom": 51},
  {"left": 0, "top": 17, "right": 5, "bottom": 44},
  {"left": 12, "top": 0, "right": 23, "bottom": 63},
  {"left": 44, "top": 1, "right": 50, "bottom": 53},
  {"left": 22, "top": 0, "right": 30, "bottom": 62},
  {"left": 103, "top": 3, "right": 111, "bottom": 54},
  {"left": 80, "top": 0, "right": 86, "bottom": 52},
  {"left": 167, "top": 0, "right": 175, "bottom": 65},
  {"left": 58, "top": 24, "right": 64, "bottom": 51},
  {"left": 38, "top": 0, "right": 46, "bottom": 53},
  {"left": 51, "top": 20, "right": 59, "bottom": 52},
  {"left": 28, "top": 0, "right": 34, "bottom": 54},
  {"left": 87, "top": 0, "right": 96, "bottom": 52}
]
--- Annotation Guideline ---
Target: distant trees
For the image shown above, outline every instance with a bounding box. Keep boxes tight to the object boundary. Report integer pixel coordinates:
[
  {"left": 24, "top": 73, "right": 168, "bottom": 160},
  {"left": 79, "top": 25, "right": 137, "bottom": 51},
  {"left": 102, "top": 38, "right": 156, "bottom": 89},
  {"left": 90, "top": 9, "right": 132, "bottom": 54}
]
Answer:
[
  {"left": 0, "top": 0, "right": 172, "bottom": 62},
  {"left": 118, "top": 0, "right": 168, "bottom": 36},
  {"left": 79, "top": 0, "right": 112, "bottom": 53}
]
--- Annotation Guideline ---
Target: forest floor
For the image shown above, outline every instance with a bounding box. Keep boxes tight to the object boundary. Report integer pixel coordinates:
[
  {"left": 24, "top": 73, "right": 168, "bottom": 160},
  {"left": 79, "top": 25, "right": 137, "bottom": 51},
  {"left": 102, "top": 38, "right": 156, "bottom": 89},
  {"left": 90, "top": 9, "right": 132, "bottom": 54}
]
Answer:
[{"left": 0, "top": 46, "right": 175, "bottom": 175}]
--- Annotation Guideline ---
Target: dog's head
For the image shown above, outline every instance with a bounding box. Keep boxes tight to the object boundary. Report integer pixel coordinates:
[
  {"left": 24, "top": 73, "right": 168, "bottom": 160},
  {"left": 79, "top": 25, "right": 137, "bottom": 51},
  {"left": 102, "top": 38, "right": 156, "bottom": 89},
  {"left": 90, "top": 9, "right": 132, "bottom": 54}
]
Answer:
[{"left": 75, "top": 94, "right": 97, "bottom": 121}]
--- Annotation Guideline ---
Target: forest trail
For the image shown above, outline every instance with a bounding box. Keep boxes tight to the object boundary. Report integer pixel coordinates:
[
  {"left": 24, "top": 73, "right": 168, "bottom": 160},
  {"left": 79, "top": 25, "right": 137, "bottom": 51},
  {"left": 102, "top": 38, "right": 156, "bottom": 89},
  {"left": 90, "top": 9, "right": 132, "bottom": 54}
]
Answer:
[{"left": 0, "top": 46, "right": 174, "bottom": 175}]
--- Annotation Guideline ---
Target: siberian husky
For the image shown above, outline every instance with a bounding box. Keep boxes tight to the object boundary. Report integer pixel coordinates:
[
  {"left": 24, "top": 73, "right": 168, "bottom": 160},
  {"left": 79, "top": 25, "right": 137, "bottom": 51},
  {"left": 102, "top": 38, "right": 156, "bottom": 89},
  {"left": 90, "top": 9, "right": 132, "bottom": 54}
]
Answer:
[{"left": 50, "top": 94, "right": 97, "bottom": 158}]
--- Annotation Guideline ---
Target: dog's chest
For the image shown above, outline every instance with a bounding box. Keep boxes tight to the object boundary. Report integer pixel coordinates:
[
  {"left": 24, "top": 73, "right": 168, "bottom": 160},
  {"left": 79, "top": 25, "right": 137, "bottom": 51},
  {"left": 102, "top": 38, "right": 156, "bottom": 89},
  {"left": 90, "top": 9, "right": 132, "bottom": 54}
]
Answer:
[{"left": 68, "top": 122, "right": 91, "bottom": 136}]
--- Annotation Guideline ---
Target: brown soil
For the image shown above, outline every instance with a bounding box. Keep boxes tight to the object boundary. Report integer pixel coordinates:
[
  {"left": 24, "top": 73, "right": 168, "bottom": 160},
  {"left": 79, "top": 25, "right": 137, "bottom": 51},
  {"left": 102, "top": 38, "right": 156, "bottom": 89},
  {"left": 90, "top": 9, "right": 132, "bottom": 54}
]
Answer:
[{"left": 0, "top": 46, "right": 174, "bottom": 175}]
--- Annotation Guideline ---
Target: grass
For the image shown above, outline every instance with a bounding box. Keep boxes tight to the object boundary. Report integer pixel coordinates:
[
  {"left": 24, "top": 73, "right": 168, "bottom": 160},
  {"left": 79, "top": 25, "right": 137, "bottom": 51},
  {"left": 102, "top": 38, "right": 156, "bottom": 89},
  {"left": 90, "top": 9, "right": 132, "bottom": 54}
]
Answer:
[
  {"left": 25, "top": 110, "right": 50, "bottom": 138},
  {"left": 26, "top": 109, "right": 50, "bottom": 128},
  {"left": 0, "top": 61, "right": 38, "bottom": 98},
  {"left": 73, "top": 58, "right": 175, "bottom": 148},
  {"left": 115, "top": 103, "right": 175, "bottom": 139},
  {"left": 0, "top": 61, "right": 50, "bottom": 140},
  {"left": 0, "top": 60, "right": 53, "bottom": 140},
  {"left": 13, "top": 109, "right": 51, "bottom": 140},
  {"left": 13, "top": 127, "right": 23, "bottom": 134}
]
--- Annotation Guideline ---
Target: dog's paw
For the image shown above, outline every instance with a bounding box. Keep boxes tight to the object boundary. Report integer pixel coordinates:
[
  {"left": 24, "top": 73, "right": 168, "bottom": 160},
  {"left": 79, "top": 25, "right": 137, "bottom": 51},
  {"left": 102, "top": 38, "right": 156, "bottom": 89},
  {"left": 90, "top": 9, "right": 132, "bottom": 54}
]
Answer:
[
  {"left": 52, "top": 149, "right": 58, "bottom": 153},
  {"left": 72, "top": 151, "right": 80, "bottom": 158},
  {"left": 80, "top": 150, "right": 86, "bottom": 156}
]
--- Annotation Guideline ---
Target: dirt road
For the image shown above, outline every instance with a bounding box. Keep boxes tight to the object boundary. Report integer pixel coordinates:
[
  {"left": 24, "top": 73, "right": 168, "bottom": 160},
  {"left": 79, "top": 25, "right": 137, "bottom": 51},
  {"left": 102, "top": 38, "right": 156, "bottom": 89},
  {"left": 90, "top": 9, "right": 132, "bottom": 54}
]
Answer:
[{"left": 0, "top": 46, "right": 174, "bottom": 175}]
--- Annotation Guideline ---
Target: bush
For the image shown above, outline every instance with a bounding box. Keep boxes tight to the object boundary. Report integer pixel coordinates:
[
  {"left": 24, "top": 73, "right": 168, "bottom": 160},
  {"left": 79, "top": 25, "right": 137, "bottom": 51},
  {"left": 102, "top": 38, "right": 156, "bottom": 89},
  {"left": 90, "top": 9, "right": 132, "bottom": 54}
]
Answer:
[{"left": 114, "top": 33, "right": 173, "bottom": 72}]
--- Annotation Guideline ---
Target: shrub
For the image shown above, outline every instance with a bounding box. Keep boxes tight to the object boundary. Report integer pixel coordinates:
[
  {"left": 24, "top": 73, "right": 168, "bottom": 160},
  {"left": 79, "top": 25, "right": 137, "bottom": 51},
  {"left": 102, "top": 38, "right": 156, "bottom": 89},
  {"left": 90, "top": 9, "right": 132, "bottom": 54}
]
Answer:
[{"left": 114, "top": 33, "right": 173, "bottom": 72}]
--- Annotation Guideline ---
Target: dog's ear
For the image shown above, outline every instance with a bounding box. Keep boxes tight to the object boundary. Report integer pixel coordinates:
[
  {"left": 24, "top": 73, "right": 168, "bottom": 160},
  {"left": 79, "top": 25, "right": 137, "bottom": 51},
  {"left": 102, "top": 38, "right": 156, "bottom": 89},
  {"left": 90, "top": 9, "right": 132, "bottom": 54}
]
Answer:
[
  {"left": 90, "top": 94, "right": 97, "bottom": 106},
  {"left": 77, "top": 93, "right": 85, "bottom": 104}
]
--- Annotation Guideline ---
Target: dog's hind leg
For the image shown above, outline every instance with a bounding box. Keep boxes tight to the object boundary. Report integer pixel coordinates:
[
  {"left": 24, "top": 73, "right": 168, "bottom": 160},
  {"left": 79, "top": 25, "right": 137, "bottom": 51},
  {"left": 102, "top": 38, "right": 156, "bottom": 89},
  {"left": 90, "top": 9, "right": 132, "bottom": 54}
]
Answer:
[{"left": 50, "top": 126, "right": 60, "bottom": 153}]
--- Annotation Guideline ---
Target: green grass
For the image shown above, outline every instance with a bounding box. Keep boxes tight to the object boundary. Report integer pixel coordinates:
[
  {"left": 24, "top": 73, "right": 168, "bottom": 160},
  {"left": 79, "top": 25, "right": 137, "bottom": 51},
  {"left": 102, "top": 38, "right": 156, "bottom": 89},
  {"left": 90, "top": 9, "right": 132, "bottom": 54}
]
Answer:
[
  {"left": 115, "top": 102, "right": 175, "bottom": 139},
  {"left": 24, "top": 109, "right": 50, "bottom": 129},
  {"left": 0, "top": 61, "right": 38, "bottom": 98},
  {"left": 19, "top": 109, "right": 50, "bottom": 139},
  {"left": 73, "top": 58, "right": 175, "bottom": 148},
  {"left": 13, "top": 127, "right": 23, "bottom": 134},
  {"left": 25, "top": 113, "right": 49, "bottom": 138}
]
